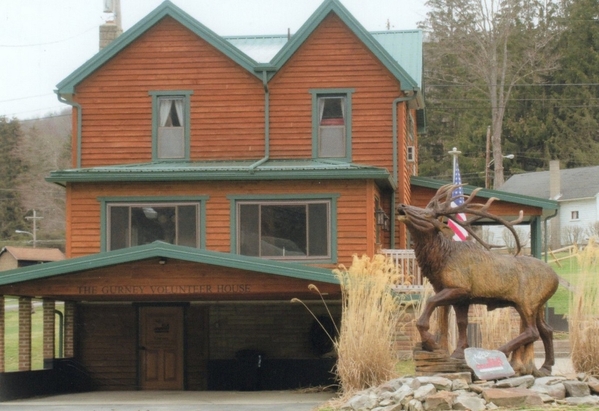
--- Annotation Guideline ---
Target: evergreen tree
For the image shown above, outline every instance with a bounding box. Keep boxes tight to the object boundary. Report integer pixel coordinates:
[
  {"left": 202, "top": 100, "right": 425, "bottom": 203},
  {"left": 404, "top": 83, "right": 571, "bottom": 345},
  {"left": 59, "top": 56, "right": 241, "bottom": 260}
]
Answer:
[{"left": 0, "top": 117, "right": 26, "bottom": 240}]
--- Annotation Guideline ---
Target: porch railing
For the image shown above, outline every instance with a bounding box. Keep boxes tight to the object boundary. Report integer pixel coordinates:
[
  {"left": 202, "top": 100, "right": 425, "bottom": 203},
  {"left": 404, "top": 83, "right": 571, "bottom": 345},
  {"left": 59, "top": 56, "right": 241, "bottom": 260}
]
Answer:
[{"left": 381, "top": 249, "right": 423, "bottom": 291}]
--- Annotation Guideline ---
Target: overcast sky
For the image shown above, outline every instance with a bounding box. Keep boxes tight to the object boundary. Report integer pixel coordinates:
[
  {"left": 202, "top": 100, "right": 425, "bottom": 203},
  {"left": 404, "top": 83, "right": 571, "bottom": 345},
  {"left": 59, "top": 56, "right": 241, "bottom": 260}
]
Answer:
[{"left": 0, "top": 0, "right": 428, "bottom": 120}]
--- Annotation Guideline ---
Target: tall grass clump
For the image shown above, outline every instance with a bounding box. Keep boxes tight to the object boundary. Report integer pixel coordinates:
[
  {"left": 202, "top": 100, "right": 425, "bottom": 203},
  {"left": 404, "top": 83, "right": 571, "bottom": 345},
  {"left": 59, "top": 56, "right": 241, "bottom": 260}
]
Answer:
[
  {"left": 569, "top": 238, "right": 599, "bottom": 375},
  {"left": 332, "top": 254, "right": 411, "bottom": 395},
  {"left": 476, "top": 306, "right": 519, "bottom": 350}
]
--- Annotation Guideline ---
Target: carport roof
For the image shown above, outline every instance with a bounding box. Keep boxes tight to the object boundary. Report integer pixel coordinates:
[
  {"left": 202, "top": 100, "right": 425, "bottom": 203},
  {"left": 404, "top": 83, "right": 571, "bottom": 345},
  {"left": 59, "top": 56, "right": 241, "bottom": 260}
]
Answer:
[
  {"left": 411, "top": 176, "right": 558, "bottom": 217},
  {"left": 0, "top": 242, "right": 339, "bottom": 287}
]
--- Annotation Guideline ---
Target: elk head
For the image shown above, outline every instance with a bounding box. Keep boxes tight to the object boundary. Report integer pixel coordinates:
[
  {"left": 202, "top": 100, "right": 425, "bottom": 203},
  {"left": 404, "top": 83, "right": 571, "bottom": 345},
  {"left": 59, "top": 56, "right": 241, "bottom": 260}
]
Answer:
[
  {"left": 397, "top": 184, "right": 525, "bottom": 255},
  {"left": 396, "top": 203, "right": 455, "bottom": 238}
]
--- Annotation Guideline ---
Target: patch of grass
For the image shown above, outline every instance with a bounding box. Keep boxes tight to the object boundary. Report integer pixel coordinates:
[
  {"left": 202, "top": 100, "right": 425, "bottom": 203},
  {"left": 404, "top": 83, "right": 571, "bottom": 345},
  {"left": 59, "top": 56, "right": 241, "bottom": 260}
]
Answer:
[
  {"left": 395, "top": 359, "right": 415, "bottom": 376},
  {"left": 3, "top": 300, "right": 64, "bottom": 371},
  {"left": 547, "top": 252, "right": 580, "bottom": 315}
]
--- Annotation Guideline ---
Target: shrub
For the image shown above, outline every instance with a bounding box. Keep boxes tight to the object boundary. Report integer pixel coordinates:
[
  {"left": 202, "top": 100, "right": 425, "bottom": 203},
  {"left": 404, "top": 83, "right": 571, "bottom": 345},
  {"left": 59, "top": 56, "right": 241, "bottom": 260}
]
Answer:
[
  {"left": 332, "top": 254, "right": 412, "bottom": 395},
  {"left": 569, "top": 238, "right": 599, "bottom": 375}
]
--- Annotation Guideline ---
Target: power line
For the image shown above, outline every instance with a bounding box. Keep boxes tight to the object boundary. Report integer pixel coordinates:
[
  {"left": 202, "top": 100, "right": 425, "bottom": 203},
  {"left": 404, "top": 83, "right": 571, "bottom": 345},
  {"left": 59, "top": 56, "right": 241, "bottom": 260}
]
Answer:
[
  {"left": 0, "top": 26, "right": 97, "bottom": 48},
  {"left": 0, "top": 94, "right": 56, "bottom": 103},
  {"left": 427, "top": 83, "right": 599, "bottom": 87}
]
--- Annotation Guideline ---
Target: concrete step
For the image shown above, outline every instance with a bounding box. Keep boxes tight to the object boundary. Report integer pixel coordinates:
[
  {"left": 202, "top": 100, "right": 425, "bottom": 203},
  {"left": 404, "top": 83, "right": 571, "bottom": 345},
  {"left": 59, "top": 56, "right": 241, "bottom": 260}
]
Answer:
[{"left": 534, "top": 339, "right": 570, "bottom": 358}]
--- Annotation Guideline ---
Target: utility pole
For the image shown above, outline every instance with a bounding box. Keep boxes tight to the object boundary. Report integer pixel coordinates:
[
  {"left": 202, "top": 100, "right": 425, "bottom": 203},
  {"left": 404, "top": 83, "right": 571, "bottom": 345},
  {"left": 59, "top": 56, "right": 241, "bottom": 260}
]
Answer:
[
  {"left": 485, "top": 125, "right": 491, "bottom": 189},
  {"left": 25, "top": 210, "right": 43, "bottom": 248}
]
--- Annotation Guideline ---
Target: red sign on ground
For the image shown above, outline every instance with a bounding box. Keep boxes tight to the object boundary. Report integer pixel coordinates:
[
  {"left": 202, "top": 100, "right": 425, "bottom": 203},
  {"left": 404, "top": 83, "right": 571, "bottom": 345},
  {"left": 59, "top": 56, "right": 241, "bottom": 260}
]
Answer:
[{"left": 464, "top": 347, "right": 515, "bottom": 380}]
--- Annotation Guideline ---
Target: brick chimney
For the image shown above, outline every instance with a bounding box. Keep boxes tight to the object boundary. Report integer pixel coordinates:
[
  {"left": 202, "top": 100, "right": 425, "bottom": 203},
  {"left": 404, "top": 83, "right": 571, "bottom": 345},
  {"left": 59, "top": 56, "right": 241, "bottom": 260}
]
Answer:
[
  {"left": 549, "top": 160, "right": 561, "bottom": 249},
  {"left": 100, "top": 0, "right": 122, "bottom": 50}
]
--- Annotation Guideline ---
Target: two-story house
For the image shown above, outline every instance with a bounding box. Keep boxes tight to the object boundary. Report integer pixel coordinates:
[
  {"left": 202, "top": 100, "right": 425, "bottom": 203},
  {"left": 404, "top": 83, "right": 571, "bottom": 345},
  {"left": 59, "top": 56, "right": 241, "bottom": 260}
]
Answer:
[{"left": 0, "top": 0, "right": 425, "bottom": 396}]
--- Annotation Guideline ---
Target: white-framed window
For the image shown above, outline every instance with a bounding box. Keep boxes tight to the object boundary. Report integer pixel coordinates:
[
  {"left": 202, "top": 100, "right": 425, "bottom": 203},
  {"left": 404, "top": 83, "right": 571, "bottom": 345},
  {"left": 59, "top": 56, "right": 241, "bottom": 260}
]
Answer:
[
  {"left": 149, "top": 90, "right": 193, "bottom": 161},
  {"left": 236, "top": 200, "right": 331, "bottom": 260},
  {"left": 571, "top": 210, "right": 579, "bottom": 220},
  {"left": 407, "top": 146, "right": 415, "bottom": 162},
  {"left": 107, "top": 203, "right": 199, "bottom": 250}
]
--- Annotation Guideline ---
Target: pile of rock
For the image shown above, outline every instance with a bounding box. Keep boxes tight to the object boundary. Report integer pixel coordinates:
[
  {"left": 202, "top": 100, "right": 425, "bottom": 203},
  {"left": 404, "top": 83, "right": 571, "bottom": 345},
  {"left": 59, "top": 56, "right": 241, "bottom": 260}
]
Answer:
[{"left": 340, "top": 372, "right": 599, "bottom": 410}]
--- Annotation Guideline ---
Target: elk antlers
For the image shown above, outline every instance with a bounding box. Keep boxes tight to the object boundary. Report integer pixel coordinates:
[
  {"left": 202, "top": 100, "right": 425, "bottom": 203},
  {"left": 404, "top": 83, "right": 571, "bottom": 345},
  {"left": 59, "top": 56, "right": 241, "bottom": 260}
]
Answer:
[{"left": 428, "top": 184, "right": 524, "bottom": 255}]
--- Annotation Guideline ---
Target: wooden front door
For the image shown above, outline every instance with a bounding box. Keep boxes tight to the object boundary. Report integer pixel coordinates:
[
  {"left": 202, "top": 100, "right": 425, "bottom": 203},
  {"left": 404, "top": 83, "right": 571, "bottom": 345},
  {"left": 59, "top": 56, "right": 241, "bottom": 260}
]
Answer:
[{"left": 139, "top": 306, "right": 184, "bottom": 390}]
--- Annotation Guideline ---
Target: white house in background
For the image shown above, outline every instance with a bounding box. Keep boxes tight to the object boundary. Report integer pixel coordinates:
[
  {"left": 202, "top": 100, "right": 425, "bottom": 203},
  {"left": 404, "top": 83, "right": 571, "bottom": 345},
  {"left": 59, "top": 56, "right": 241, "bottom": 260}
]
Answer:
[{"left": 499, "top": 162, "right": 599, "bottom": 247}]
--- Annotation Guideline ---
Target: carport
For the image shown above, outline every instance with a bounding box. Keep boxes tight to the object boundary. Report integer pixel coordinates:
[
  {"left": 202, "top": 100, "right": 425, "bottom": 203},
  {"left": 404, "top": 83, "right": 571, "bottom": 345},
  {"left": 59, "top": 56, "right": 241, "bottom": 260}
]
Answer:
[{"left": 0, "top": 242, "right": 341, "bottom": 400}]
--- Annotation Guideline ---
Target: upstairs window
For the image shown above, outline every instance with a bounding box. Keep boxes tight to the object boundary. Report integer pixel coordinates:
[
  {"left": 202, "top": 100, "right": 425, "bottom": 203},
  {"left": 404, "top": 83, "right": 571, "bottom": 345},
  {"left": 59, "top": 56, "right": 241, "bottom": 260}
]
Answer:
[
  {"left": 311, "top": 89, "right": 353, "bottom": 161},
  {"left": 149, "top": 91, "right": 193, "bottom": 161},
  {"left": 571, "top": 210, "right": 579, "bottom": 220}
]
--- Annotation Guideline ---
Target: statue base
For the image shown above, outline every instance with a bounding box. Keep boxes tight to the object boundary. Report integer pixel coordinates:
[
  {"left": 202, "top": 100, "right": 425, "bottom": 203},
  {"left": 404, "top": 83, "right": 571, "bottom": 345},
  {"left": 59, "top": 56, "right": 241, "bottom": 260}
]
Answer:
[{"left": 413, "top": 343, "right": 472, "bottom": 376}]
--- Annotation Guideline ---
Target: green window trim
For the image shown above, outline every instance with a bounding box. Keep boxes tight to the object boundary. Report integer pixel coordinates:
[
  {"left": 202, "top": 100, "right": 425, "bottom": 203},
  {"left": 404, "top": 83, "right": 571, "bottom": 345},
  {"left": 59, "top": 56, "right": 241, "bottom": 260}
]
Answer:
[
  {"left": 149, "top": 90, "right": 194, "bottom": 161},
  {"left": 310, "top": 88, "right": 354, "bottom": 162},
  {"left": 99, "top": 195, "right": 208, "bottom": 252},
  {"left": 228, "top": 193, "right": 339, "bottom": 264}
]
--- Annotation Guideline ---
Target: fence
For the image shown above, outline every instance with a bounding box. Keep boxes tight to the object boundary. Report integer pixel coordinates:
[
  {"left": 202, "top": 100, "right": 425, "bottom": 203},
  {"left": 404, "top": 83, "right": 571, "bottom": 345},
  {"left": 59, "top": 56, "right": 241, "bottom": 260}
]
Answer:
[{"left": 381, "top": 249, "right": 423, "bottom": 291}]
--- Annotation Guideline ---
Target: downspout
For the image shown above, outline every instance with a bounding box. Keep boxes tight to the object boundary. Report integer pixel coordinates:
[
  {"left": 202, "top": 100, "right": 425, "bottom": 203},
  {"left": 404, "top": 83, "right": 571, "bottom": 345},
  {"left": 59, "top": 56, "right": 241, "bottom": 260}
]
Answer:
[
  {"left": 56, "top": 92, "right": 82, "bottom": 168},
  {"left": 390, "top": 92, "right": 417, "bottom": 248},
  {"left": 249, "top": 69, "right": 270, "bottom": 173},
  {"left": 55, "top": 309, "right": 64, "bottom": 358},
  {"left": 543, "top": 208, "right": 559, "bottom": 262}
]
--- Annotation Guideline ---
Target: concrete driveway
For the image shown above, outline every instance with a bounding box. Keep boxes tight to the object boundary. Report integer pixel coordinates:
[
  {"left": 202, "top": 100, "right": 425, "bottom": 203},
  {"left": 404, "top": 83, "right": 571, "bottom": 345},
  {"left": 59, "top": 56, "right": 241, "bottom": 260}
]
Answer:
[{"left": 0, "top": 390, "right": 336, "bottom": 411}]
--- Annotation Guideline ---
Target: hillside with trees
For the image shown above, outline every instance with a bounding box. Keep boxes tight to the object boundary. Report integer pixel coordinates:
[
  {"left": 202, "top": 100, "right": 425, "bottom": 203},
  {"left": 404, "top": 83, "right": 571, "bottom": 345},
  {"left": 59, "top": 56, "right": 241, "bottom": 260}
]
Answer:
[{"left": 0, "top": 110, "right": 70, "bottom": 249}]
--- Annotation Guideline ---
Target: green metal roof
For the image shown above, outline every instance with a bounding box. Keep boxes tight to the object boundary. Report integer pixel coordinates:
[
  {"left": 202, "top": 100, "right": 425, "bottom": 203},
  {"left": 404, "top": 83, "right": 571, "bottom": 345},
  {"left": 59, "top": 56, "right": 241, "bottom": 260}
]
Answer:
[
  {"left": 0, "top": 242, "right": 339, "bottom": 287},
  {"left": 55, "top": 0, "right": 423, "bottom": 107},
  {"left": 411, "top": 176, "right": 559, "bottom": 217},
  {"left": 46, "top": 159, "right": 394, "bottom": 188},
  {"left": 225, "top": 29, "right": 423, "bottom": 90}
]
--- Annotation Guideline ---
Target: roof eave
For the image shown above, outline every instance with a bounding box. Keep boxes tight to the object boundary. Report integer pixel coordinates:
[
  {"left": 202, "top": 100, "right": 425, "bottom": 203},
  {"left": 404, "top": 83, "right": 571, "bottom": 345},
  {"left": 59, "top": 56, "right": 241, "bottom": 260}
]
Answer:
[
  {"left": 0, "top": 242, "right": 339, "bottom": 287},
  {"left": 46, "top": 167, "right": 394, "bottom": 188}
]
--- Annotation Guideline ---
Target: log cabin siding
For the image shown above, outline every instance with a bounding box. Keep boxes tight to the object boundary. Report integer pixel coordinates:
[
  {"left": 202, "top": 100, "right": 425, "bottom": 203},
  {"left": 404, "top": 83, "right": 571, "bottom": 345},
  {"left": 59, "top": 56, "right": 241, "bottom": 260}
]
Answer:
[
  {"left": 74, "top": 17, "right": 265, "bottom": 167},
  {"left": 76, "top": 304, "right": 137, "bottom": 390},
  {"left": 75, "top": 304, "right": 208, "bottom": 391},
  {"left": 66, "top": 179, "right": 373, "bottom": 266},
  {"left": 268, "top": 14, "right": 405, "bottom": 170}
]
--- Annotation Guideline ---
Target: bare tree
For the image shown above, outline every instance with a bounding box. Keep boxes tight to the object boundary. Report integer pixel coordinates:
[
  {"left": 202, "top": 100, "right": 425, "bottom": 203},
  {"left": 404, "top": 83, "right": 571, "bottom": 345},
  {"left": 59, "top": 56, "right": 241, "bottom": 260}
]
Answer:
[
  {"left": 502, "top": 226, "right": 529, "bottom": 254},
  {"left": 587, "top": 221, "right": 599, "bottom": 240},
  {"left": 422, "top": 0, "right": 561, "bottom": 187},
  {"left": 562, "top": 224, "right": 585, "bottom": 246}
]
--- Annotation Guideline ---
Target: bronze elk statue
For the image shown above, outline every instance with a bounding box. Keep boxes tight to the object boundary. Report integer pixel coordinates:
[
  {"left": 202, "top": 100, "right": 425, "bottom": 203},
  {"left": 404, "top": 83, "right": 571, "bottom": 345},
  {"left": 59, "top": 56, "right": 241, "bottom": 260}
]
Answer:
[{"left": 397, "top": 184, "right": 559, "bottom": 376}]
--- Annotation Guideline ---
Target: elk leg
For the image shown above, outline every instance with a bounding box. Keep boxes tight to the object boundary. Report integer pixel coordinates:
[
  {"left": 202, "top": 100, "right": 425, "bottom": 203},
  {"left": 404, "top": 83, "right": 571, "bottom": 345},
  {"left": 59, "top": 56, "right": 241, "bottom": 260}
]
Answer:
[
  {"left": 451, "top": 303, "right": 470, "bottom": 359},
  {"left": 497, "top": 306, "right": 540, "bottom": 356},
  {"left": 417, "top": 288, "right": 469, "bottom": 352},
  {"left": 536, "top": 307, "right": 555, "bottom": 375}
]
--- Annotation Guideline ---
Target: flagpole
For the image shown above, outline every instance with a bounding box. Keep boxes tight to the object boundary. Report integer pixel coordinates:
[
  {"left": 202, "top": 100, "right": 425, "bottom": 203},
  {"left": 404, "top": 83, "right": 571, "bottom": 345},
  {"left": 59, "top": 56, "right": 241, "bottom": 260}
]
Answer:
[{"left": 448, "top": 147, "right": 461, "bottom": 178}]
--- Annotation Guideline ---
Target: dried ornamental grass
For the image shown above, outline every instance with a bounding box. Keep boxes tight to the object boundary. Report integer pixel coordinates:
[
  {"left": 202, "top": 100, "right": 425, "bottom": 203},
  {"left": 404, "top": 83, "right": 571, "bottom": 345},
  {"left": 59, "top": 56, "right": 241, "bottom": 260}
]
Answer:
[
  {"left": 332, "top": 254, "right": 412, "bottom": 395},
  {"left": 569, "top": 238, "right": 599, "bottom": 375}
]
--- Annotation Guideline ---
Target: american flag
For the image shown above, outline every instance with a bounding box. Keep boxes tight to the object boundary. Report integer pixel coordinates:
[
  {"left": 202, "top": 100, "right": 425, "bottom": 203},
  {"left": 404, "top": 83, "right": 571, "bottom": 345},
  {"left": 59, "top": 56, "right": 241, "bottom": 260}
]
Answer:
[{"left": 448, "top": 160, "right": 468, "bottom": 241}]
